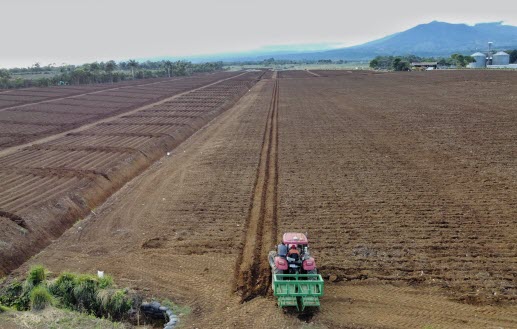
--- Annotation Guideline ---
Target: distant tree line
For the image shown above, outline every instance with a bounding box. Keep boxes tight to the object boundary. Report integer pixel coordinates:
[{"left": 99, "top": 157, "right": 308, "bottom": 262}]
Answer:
[
  {"left": 0, "top": 60, "right": 224, "bottom": 89},
  {"left": 224, "top": 58, "right": 349, "bottom": 65},
  {"left": 369, "top": 54, "right": 477, "bottom": 71},
  {"left": 369, "top": 49, "right": 517, "bottom": 71},
  {"left": 507, "top": 49, "right": 517, "bottom": 63}
]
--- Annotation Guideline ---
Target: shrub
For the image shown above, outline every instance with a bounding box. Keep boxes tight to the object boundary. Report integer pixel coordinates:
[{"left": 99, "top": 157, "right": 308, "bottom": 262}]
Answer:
[
  {"left": 0, "top": 281, "right": 22, "bottom": 308},
  {"left": 0, "top": 280, "right": 30, "bottom": 311},
  {"left": 97, "top": 288, "right": 132, "bottom": 320},
  {"left": 48, "top": 272, "right": 78, "bottom": 308},
  {"left": 24, "top": 265, "right": 47, "bottom": 294},
  {"left": 1, "top": 267, "right": 135, "bottom": 320},
  {"left": 98, "top": 275, "right": 114, "bottom": 289},
  {"left": 73, "top": 275, "right": 99, "bottom": 312},
  {"left": 30, "top": 285, "right": 53, "bottom": 310}
]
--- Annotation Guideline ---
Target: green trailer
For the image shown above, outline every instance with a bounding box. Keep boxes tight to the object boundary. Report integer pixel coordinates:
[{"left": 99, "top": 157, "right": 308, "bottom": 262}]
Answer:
[{"left": 272, "top": 273, "right": 324, "bottom": 311}]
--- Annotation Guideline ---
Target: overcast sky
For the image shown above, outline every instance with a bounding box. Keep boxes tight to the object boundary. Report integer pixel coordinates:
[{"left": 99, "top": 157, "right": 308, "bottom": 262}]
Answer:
[{"left": 2, "top": 0, "right": 517, "bottom": 68}]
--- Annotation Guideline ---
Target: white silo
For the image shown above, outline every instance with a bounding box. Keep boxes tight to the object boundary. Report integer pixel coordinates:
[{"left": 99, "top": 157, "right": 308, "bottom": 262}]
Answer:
[
  {"left": 471, "top": 52, "right": 487, "bottom": 68},
  {"left": 492, "top": 51, "right": 510, "bottom": 65}
]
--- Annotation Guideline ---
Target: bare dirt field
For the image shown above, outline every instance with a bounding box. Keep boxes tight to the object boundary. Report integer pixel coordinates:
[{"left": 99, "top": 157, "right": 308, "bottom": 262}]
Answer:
[
  {"left": 0, "top": 73, "right": 241, "bottom": 150},
  {"left": 0, "top": 71, "right": 262, "bottom": 275},
  {"left": 0, "top": 77, "right": 177, "bottom": 110},
  {"left": 3, "top": 70, "right": 517, "bottom": 328}
]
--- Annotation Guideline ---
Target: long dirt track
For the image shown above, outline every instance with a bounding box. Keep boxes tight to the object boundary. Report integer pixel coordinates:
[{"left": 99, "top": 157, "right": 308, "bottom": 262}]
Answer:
[{"left": 5, "top": 71, "right": 517, "bottom": 328}]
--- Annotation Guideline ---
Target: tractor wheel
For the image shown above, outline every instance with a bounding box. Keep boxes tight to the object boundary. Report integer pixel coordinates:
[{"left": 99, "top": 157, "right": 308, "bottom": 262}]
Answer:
[
  {"left": 274, "top": 268, "right": 284, "bottom": 280},
  {"left": 307, "top": 269, "right": 317, "bottom": 280}
]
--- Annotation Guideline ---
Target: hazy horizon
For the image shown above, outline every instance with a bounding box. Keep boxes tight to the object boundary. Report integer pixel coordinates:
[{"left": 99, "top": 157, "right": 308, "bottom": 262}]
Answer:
[{"left": 2, "top": 0, "right": 517, "bottom": 68}]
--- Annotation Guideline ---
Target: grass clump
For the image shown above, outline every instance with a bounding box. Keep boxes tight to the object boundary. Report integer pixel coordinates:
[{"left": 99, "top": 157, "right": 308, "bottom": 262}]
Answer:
[
  {"left": 29, "top": 285, "right": 53, "bottom": 310},
  {"left": 23, "top": 265, "right": 47, "bottom": 293},
  {"left": 0, "top": 280, "right": 28, "bottom": 310},
  {"left": 98, "top": 275, "right": 114, "bottom": 289},
  {"left": 162, "top": 298, "right": 191, "bottom": 316},
  {"left": 1, "top": 266, "right": 135, "bottom": 321},
  {"left": 26, "top": 265, "right": 47, "bottom": 286},
  {"left": 49, "top": 272, "right": 78, "bottom": 308},
  {"left": 73, "top": 274, "right": 100, "bottom": 312},
  {"left": 97, "top": 289, "right": 133, "bottom": 319},
  {"left": 49, "top": 272, "right": 131, "bottom": 319}
]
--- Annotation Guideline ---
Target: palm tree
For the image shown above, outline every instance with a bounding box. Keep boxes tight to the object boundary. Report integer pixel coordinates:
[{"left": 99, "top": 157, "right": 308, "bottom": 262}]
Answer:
[
  {"left": 128, "top": 60, "right": 138, "bottom": 79},
  {"left": 163, "top": 60, "right": 173, "bottom": 77},
  {"left": 105, "top": 60, "right": 117, "bottom": 83}
]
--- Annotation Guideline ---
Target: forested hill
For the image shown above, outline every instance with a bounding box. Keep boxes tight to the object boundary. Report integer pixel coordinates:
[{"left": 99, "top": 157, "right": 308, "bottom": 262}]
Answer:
[
  {"left": 311, "top": 21, "right": 517, "bottom": 59},
  {"left": 219, "top": 21, "right": 517, "bottom": 61}
]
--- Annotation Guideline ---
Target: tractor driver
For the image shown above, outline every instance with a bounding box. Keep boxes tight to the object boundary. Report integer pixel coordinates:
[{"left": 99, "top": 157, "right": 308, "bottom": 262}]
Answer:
[{"left": 288, "top": 244, "right": 300, "bottom": 260}]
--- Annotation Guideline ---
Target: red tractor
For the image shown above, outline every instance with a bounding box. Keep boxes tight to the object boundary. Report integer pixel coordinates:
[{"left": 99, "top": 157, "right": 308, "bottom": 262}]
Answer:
[
  {"left": 269, "top": 232, "right": 317, "bottom": 275},
  {"left": 268, "top": 232, "right": 323, "bottom": 310}
]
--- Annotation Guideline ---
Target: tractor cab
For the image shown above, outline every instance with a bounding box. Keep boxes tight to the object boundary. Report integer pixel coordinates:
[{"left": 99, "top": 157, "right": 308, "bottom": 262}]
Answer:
[{"left": 274, "top": 233, "right": 316, "bottom": 275}]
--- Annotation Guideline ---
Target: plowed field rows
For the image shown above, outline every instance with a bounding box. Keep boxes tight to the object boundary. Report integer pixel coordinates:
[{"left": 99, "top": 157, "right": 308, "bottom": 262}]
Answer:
[
  {"left": 14, "top": 71, "right": 517, "bottom": 329},
  {"left": 0, "top": 77, "right": 173, "bottom": 109},
  {"left": 0, "top": 71, "right": 263, "bottom": 275},
  {"left": 277, "top": 70, "right": 315, "bottom": 79},
  {"left": 277, "top": 70, "right": 517, "bottom": 305},
  {"left": 0, "top": 72, "right": 240, "bottom": 149}
]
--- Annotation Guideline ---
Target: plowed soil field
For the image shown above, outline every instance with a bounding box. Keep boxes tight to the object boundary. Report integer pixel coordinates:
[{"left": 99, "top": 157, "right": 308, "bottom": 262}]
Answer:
[
  {"left": 0, "top": 71, "right": 262, "bottom": 275},
  {"left": 0, "top": 72, "right": 241, "bottom": 150},
  {"left": 0, "top": 77, "right": 178, "bottom": 110},
  {"left": 4, "top": 70, "right": 517, "bottom": 328}
]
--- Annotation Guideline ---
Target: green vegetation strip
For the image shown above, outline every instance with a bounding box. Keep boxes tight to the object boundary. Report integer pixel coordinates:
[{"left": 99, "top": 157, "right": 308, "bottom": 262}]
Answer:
[{"left": 0, "top": 265, "right": 135, "bottom": 321}]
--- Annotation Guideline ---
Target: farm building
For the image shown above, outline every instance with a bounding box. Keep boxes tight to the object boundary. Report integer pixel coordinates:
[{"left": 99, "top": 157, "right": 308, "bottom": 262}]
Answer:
[
  {"left": 411, "top": 62, "right": 438, "bottom": 70},
  {"left": 468, "top": 44, "right": 516, "bottom": 69}
]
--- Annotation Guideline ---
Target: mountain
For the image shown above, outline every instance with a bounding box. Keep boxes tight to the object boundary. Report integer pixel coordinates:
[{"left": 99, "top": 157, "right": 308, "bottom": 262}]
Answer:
[
  {"left": 307, "top": 21, "right": 517, "bottom": 60},
  {"left": 143, "top": 43, "right": 344, "bottom": 63},
  {"left": 193, "top": 21, "right": 517, "bottom": 62}
]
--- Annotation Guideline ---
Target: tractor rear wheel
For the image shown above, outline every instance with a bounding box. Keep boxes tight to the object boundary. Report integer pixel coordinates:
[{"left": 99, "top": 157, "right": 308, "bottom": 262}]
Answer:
[
  {"left": 274, "top": 268, "right": 284, "bottom": 276},
  {"left": 307, "top": 269, "right": 317, "bottom": 280}
]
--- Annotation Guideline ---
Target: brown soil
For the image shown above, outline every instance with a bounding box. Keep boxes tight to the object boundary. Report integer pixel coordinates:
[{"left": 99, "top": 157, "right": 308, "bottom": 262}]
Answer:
[
  {"left": 4, "top": 70, "right": 517, "bottom": 328},
  {"left": 0, "top": 72, "right": 240, "bottom": 150},
  {"left": 235, "top": 80, "right": 279, "bottom": 301},
  {"left": 0, "top": 72, "right": 261, "bottom": 275},
  {"left": 278, "top": 70, "right": 315, "bottom": 79},
  {"left": 0, "top": 77, "right": 175, "bottom": 111}
]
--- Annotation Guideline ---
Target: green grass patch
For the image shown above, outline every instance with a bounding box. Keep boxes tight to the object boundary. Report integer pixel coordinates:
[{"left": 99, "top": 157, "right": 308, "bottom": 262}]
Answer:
[
  {"left": 0, "top": 280, "right": 30, "bottom": 310},
  {"left": 162, "top": 298, "right": 191, "bottom": 317},
  {"left": 0, "top": 304, "right": 10, "bottom": 312},
  {"left": 27, "top": 265, "right": 47, "bottom": 286},
  {"left": 0, "top": 306, "right": 129, "bottom": 329},
  {"left": 30, "top": 285, "right": 53, "bottom": 310},
  {"left": 1, "top": 267, "right": 136, "bottom": 322}
]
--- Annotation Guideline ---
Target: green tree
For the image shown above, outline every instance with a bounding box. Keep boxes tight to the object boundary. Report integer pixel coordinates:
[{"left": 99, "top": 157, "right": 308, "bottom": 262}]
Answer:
[
  {"left": 0, "top": 69, "right": 10, "bottom": 79},
  {"left": 392, "top": 58, "right": 410, "bottom": 71},
  {"left": 128, "top": 60, "right": 138, "bottom": 78},
  {"left": 105, "top": 60, "right": 117, "bottom": 83},
  {"left": 450, "top": 54, "right": 474, "bottom": 67},
  {"left": 32, "top": 62, "right": 41, "bottom": 72},
  {"left": 163, "top": 60, "right": 173, "bottom": 77},
  {"left": 171, "top": 60, "right": 190, "bottom": 76},
  {"left": 369, "top": 58, "right": 379, "bottom": 69},
  {"left": 0, "top": 69, "right": 11, "bottom": 88},
  {"left": 508, "top": 50, "right": 517, "bottom": 64}
]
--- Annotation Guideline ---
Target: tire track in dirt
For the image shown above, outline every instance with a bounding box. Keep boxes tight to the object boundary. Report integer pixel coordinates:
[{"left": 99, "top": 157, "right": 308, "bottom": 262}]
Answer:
[{"left": 235, "top": 79, "right": 279, "bottom": 302}]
